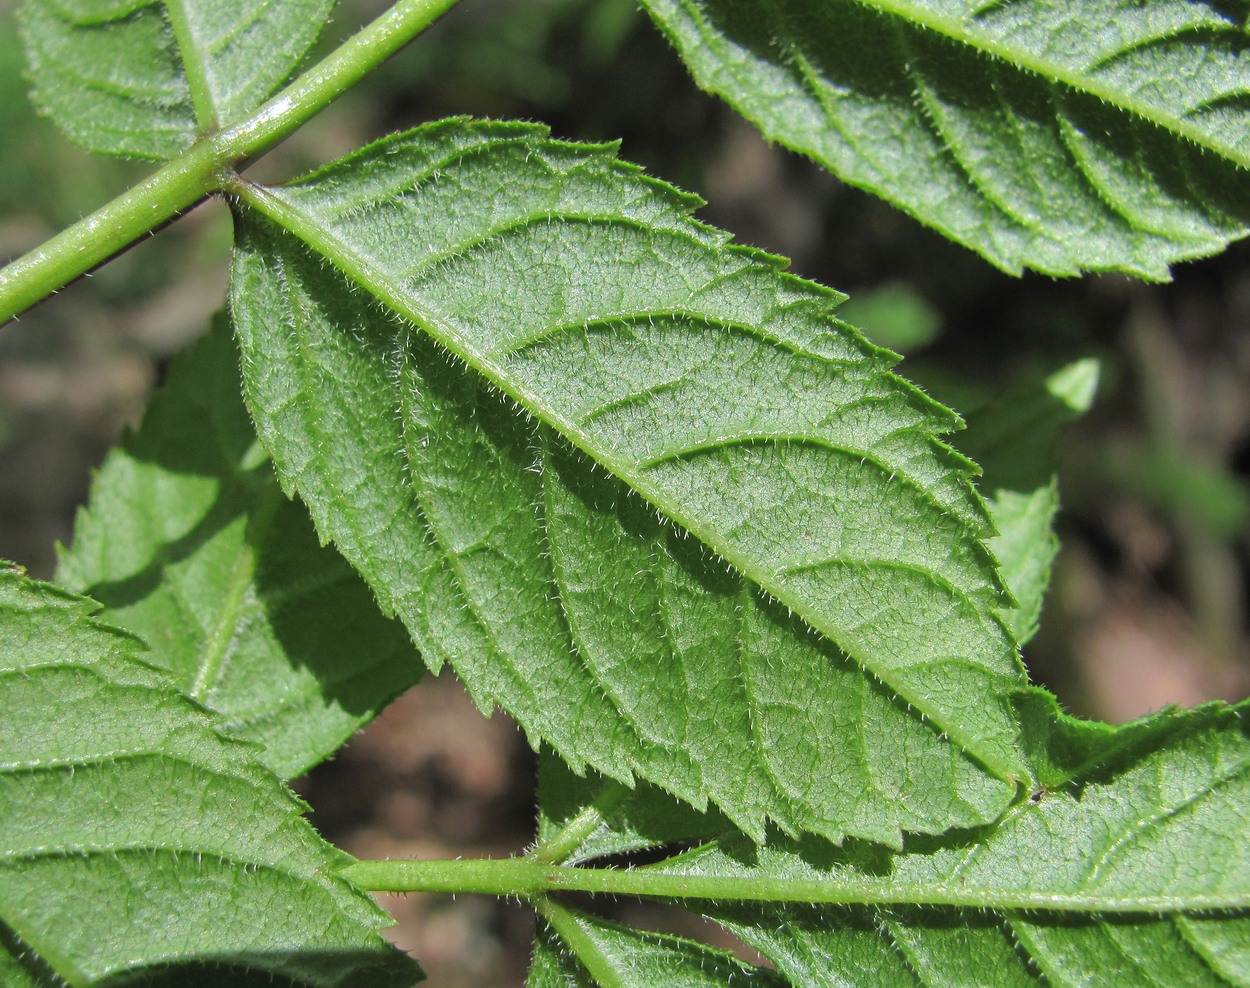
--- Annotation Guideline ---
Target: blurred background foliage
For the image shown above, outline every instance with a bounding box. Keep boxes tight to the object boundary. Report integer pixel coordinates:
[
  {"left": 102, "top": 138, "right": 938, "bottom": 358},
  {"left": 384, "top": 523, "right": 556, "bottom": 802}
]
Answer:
[{"left": 2, "top": 0, "right": 1248, "bottom": 982}]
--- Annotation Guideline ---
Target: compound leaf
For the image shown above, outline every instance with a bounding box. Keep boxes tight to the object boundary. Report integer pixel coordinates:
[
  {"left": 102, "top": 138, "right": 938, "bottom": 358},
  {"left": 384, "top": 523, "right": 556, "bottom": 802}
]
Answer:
[
  {"left": 230, "top": 117, "right": 1028, "bottom": 846},
  {"left": 18, "top": 0, "right": 335, "bottom": 157},
  {"left": 0, "top": 568, "right": 418, "bottom": 986},
  {"left": 639, "top": 0, "right": 1250, "bottom": 278},
  {"left": 56, "top": 316, "right": 422, "bottom": 780}
]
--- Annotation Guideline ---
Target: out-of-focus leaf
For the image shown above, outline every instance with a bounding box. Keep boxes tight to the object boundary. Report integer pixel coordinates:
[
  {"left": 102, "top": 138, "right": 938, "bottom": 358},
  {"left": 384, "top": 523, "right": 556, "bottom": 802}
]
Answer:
[
  {"left": 838, "top": 282, "right": 942, "bottom": 353},
  {"left": 963, "top": 359, "right": 1100, "bottom": 645}
]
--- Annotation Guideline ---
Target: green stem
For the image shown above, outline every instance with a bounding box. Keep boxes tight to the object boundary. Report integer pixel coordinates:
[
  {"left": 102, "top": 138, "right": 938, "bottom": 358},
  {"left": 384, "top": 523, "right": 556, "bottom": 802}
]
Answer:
[
  {"left": 0, "top": 0, "right": 461, "bottom": 326},
  {"left": 0, "top": 144, "right": 224, "bottom": 325},
  {"left": 533, "top": 779, "right": 630, "bottom": 865},
  {"left": 532, "top": 897, "right": 628, "bottom": 988},
  {"left": 340, "top": 856, "right": 1250, "bottom": 913},
  {"left": 219, "top": 0, "right": 461, "bottom": 162}
]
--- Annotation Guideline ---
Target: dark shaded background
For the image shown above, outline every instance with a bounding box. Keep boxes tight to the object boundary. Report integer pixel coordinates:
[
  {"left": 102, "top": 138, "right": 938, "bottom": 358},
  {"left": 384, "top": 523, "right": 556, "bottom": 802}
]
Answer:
[{"left": 2, "top": 1, "right": 1248, "bottom": 983}]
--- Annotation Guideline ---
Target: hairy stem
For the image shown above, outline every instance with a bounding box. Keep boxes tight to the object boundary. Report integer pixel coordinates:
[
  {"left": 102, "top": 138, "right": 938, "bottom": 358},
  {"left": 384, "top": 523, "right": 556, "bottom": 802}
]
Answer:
[
  {"left": 533, "top": 779, "right": 631, "bottom": 865},
  {"left": 340, "top": 856, "right": 1250, "bottom": 912},
  {"left": 220, "top": 0, "right": 461, "bottom": 162},
  {"left": 0, "top": 144, "right": 224, "bottom": 325},
  {"left": 0, "top": 0, "right": 461, "bottom": 326},
  {"left": 532, "top": 897, "right": 629, "bottom": 988}
]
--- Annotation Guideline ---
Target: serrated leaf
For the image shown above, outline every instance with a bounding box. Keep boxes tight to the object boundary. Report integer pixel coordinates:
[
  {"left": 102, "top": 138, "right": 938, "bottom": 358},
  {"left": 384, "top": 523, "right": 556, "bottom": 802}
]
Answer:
[
  {"left": 529, "top": 900, "right": 784, "bottom": 988},
  {"left": 229, "top": 117, "right": 1028, "bottom": 845},
  {"left": 56, "top": 316, "right": 422, "bottom": 780},
  {"left": 0, "top": 920, "right": 47, "bottom": 988},
  {"left": 0, "top": 569, "right": 419, "bottom": 986},
  {"left": 658, "top": 701, "right": 1250, "bottom": 911},
  {"left": 18, "top": 0, "right": 335, "bottom": 158},
  {"left": 639, "top": 0, "right": 1250, "bottom": 278},
  {"left": 533, "top": 700, "right": 1250, "bottom": 987},
  {"left": 963, "top": 359, "right": 1100, "bottom": 645}
]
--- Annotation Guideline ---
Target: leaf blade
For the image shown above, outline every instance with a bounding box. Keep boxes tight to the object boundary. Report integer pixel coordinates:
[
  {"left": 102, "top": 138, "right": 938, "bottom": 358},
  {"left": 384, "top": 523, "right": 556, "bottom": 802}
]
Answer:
[
  {"left": 230, "top": 118, "right": 1030, "bottom": 843},
  {"left": 532, "top": 701, "right": 1250, "bottom": 986},
  {"left": 56, "top": 316, "right": 422, "bottom": 779},
  {"left": 531, "top": 899, "right": 784, "bottom": 988},
  {"left": 963, "top": 358, "right": 1100, "bottom": 645},
  {"left": 639, "top": 0, "right": 1250, "bottom": 277},
  {"left": 0, "top": 569, "right": 419, "bottom": 986},
  {"left": 18, "top": 0, "right": 335, "bottom": 157}
]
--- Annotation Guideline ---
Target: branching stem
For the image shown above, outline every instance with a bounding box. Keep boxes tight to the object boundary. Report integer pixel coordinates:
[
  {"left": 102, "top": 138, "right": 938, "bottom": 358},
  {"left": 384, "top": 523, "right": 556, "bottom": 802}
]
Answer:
[{"left": 0, "top": 0, "right": 461, "bottom": 326}]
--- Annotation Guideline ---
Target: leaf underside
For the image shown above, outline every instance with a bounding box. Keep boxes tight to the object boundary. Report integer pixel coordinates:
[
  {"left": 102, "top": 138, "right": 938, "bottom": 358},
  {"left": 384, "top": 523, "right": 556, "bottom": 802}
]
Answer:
[
  {"left": 18, "top": 0, "right": 335, "bottom": 157},
  {"left": 0, "top": 571, "right": 418, "bottom": 987},
  {"left": 229, "top": 117, "right": 1032, "bottom": 846},
  {"left": 56, "top": 316, "right": 422, "bottom": 780},
  {"left": 531, "top": 903, "right": 787, "bottom": 988},
  {"left": 532, "top": 702, "right": 1250, "bottom": 986},
  {"left": 640, "top": 0, "right": 1250, "bottom": 278}
]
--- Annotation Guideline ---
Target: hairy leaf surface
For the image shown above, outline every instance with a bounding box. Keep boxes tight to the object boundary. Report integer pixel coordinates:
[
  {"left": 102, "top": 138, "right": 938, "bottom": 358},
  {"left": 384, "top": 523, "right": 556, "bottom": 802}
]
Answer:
[
  {"left": 529, "top": 901, "right": 784, "bottom": 988},
  {"left": 18, "top": 0, "right": 334, "bottom": 157},
  {"left": 56, "top": 317, "right": 421, "bottom": 779},
  {"left": 0, "top": 569, "right": 418, "bottom": 986},
  {"left": 534, "top": 700, "right": 1250, "bottom": 986},
  {"left": 640, "top": 0, "right": 1250, "bottom": 278},
  {"left": 230, "top": 117, "right": 1028, "bottom": 844},
  {"left": 658, "top": 701, "right": 1250, "bottom": 912}
]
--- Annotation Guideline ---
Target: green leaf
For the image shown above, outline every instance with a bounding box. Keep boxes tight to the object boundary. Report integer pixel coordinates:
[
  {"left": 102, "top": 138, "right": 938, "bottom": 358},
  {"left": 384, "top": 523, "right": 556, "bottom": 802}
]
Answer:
[
  {"left": 962, "top": 359, "right": 1100, "bottom": 646},
  {"left": 709, "top": 904, "right": 1250, "bottom": 986},
  {"left": 531, "top": 701, "right": 1250, "bottom": 986},
  {"left": 229, "top": 117, "right": 1028, "bottom": 844},
  {"left": 536, "top": 749, "right": 731, "bottom": 867},
  {"left": 56, "top": 316, "right": 422, "bottom": 780},
  {"left": 661, "top": 705, "right": 1250, "bottom": 913},
  {"left": 18, "top": 0, "right": 335, "bottom": 158},
  {"left": 529, "top": 900, "right": 784, "bottom": 988},
  {"left": 639, "top": 0, "right": 1250, "bottom": 278},
  {"left": 0, "top": 569, "right": 419, "bottom": 986}
]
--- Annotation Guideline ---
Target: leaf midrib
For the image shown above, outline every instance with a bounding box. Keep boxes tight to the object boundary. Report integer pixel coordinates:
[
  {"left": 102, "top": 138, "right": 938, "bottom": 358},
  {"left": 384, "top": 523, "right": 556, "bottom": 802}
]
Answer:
[
  {"left": 164, "top": 0, "right": 221, "bottom": 132},
  {"left": 233, "top": 178, "right": 1027, "bottom": 782},
  {"left": 859, "top": 0, "right": 1249, "bottom": 166},
  {"left": 698, "top": 0, "right": 1249, "bottom": 170},
  {"left": 189, "top": 482, "right": 283, "bottom": 700}
]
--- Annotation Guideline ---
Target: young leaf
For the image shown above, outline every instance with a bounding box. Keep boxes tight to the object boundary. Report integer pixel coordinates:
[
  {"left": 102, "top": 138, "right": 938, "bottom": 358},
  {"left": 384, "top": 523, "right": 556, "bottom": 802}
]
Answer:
[
  {"left": 18, "top": 0, "right": 335, "bottom": 158},
  {"left": 56, "top": 316, "right": 422, "bottom": 779},
  {"left": 536, "top": 749, "right": 732, "bottom": 867},
  {"left": 229, "top": 117, "right": 1029, "bottom": 844},
  {"left": 963, "top": 359, "right": 1100, "bottom": 645},
  {"left": 639, "top": 0, "right": 1250, "bottom": 278},
  {"left": 0, "top": 569, "right": 418, "bottom": 986}
]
